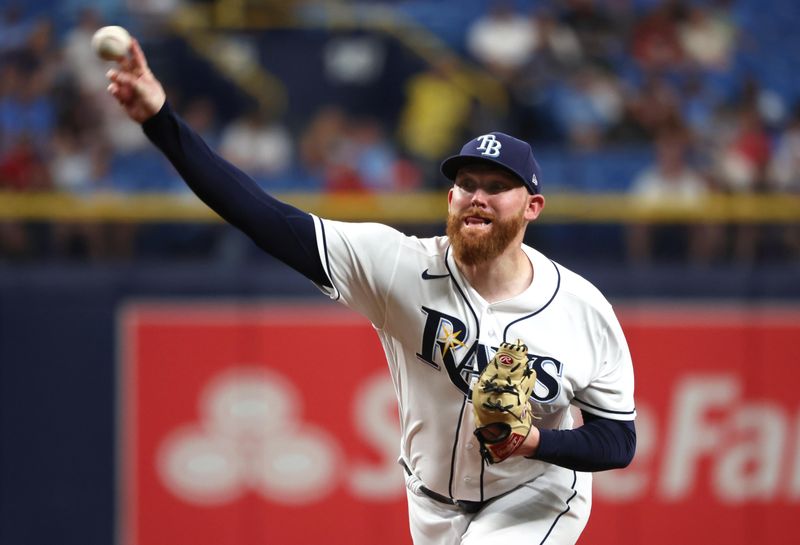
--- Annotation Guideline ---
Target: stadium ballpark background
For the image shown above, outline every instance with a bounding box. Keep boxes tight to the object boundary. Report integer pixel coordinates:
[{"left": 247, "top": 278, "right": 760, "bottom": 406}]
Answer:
[{"left": 117, "top": 301, "right": 800, "bottom": 545}]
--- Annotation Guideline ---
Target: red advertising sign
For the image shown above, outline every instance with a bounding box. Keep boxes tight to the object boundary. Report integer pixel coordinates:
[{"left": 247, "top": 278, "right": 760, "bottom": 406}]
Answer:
[
  {"left": 119, "top": 302, "right": 800, "bottom": 545},
  {"left": 119, "top": 303, "right": 409, "bottom": 545}
]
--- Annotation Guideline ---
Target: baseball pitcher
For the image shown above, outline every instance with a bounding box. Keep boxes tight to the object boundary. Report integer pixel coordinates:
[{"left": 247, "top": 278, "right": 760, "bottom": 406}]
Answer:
[{"left": 106, "top": 37, "right": 636, "bottom": 545}]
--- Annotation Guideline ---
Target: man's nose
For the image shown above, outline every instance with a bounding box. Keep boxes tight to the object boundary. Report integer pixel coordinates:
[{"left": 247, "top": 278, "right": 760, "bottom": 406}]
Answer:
[{"left": 470, "top": 188, "right": 490, "bottom": 206}]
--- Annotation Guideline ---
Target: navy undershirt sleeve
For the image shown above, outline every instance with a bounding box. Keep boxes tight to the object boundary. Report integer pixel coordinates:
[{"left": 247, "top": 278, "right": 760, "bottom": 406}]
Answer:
[
  {"left": 141, "top": 102, "right": 329, "bottom": 287},
  {"left": 530, "top": 411, "right": 637, "bottom": 471}
]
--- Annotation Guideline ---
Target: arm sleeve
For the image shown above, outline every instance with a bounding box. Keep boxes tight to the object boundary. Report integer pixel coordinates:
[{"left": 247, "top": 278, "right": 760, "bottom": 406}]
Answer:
[
  {"left": 529, "top": 411, "right": 636, "bottom": 471},
  {"left": 141, "top": 102, "right": 329, "bottom": 286}
]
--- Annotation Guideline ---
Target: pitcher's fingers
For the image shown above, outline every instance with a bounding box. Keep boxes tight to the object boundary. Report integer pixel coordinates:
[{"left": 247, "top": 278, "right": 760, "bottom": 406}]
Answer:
[
  {"left": 108, "top": 70, "right": 138, "bottom": 88},
  {"left": 107, "top": 82, "right": 121, "bottom": 100},
  {"left": 105, "top": 68, "right": 126, "bottom": 83},
  {"left": 130, "top": 38, "right": 149, "bottom": 73}
]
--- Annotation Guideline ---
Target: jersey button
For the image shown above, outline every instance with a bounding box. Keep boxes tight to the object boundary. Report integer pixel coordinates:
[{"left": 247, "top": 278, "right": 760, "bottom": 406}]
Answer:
[
  {"left": 463, "top": 476, "right": 472, "bottom": 483},
  {"left": 465, "top": 442, "right": 473, "bottom": 450}
]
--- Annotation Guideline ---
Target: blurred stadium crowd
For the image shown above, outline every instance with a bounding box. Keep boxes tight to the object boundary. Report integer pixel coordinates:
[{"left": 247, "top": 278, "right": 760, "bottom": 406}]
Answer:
[{"left": 1, "top": 0, "right": 799, "bottom": 263}]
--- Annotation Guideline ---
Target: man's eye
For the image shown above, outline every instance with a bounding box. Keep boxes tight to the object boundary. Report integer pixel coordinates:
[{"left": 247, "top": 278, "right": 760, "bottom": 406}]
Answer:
[{"left": 456, "top": 180, "right": 510, "bottom": 194}]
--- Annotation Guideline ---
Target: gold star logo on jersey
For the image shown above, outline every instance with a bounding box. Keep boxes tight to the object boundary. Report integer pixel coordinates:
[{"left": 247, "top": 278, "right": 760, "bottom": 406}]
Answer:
[{"left": 438, "top": 325, "right": 466, "bottom": 357}]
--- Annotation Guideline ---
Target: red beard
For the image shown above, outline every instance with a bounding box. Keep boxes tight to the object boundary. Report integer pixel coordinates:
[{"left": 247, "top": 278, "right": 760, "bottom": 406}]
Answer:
[{"left": 446, "top": 207, "right": 526, "bottom": 266}]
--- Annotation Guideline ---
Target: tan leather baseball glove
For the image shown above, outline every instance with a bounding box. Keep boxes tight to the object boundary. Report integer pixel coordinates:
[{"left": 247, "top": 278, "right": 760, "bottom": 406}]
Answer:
[{"left": 471, "top": 339, "right": 536, "bottom": 464}]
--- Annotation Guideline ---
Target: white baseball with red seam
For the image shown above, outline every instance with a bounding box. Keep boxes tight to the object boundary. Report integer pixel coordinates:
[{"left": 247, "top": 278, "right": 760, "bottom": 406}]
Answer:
[{"left": 91, "top": 25, "right": 132, "bottom": 61}]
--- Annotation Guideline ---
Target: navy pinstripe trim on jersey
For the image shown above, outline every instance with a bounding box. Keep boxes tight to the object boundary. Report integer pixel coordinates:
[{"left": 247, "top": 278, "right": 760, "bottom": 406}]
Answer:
[
  {"left": 318, "top": 220, "right": 340, "bottom": 301},
  {"left": 540, "top": 470, "right": 578, "bottom": 545},
  {"left": 448, "top": 395, "right": 469, "bottom": 499},
  {"left": 443, "top": 244, "right": 482, "bottom": 500},
  {"left": 502, "top": 259, "right": 561, "bottom": 341},
  {"left": 573, "top": 396, "right": 636, "bottom": 416},
  {"left": 479, "top": 458, "right": 486, "bottom": 502},
  {"left": 443, "top": 245, "right": 480, "bottom": 333}
]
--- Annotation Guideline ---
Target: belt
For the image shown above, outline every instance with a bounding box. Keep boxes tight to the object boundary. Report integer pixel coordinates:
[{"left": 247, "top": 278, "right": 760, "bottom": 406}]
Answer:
[{"left": 401, "top": 461, "right": 485, "bottom": 514}]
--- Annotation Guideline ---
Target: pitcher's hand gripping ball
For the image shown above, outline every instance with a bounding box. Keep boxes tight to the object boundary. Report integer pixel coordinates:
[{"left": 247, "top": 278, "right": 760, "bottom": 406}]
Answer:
[{"left": 472, "top": 339, "right": 536, "bottom": 464}]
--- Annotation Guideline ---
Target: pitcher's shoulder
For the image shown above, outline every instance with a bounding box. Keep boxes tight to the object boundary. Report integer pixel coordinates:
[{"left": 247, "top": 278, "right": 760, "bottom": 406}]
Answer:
[{"left": 552, "top": 260, "right": 614, "bottom": 312}]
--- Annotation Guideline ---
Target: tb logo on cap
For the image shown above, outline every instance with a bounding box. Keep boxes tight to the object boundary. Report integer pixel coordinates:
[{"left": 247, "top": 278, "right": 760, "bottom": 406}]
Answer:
[{"left": 476, "top": 134, "right": 502, "bottom": 157}]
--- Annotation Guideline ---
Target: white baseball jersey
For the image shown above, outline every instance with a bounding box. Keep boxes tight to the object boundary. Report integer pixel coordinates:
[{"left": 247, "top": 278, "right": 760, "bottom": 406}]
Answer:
[{"left": 312, "top": 217, "right": 636, "bottom": 502}]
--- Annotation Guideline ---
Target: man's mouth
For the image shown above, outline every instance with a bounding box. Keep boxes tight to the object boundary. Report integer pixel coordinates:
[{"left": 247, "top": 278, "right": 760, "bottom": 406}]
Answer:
[{"left": 463, "top": 215, "right": 492, "bottom": 227}]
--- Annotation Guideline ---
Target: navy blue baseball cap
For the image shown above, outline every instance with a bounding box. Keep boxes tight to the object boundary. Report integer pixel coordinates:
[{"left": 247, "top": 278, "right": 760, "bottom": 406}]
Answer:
[{"left": 440, "top": 132, "right": 542, "bottom": 194}]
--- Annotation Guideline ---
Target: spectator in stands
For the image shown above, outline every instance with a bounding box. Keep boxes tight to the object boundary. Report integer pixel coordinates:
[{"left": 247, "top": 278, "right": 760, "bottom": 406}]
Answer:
[
  {"left": 713, "top": 103, "right": 776, "bottom": 263},
  {"left": 62, "top": 8, "right": 112, "bottom": 99},
  {"left": 0, "top": 133, "right": 50, "bottom": 258},
  {"left": 47, "top": 127, "right": 117, "bottom": 259},
  {"left": 348, "top": 117, "right": 418, "bottom": 191},
  {"left": 769, "top": 102, "right": 800, "bottom": 193},
  {"left": 0, "top": 133, "right": 50, "bottom": 191},
  {"left": 504, "top": 6, "right": 584, "bottom": 143},
  {"left": 0, "top": 4, "right": 34, "bottom": 56},
  {"left": 624, "top": 73, "right": 683, "bottom": 141},
  {"left": 396, "top": 55, "right": 475, "bottom": 186},
  {"left": 17, "top": 17, "right": 58, "bottom": 78},
  {"left": 734, "top": 75, "right": 788, "bottom": 134},
  {"left": 0, "top": 15, "right": 56, "bottom": 174},
  {"left": 465, "top": 1, "right": 539, "bottom": 83},
  {"left": 49, "top": 128, "right": 108, "bottom": 195},
  {"left": 298, "top": 107, "right": 420, "bottom": 193},
  {"left": 714, "top": 104, "right": 771, "bottom": 193},
  {"left": 531, "top": 7, "right": 584, "bottom": 76},
  {"left": 678, "top": 4, "right": 736, "bottom": 72},
  {"left": 299, "top": 105, "right": 348, "bottom": 188},
  {"left": 328, "top": 117, "right": 422, "bottom": 193},
  {"left": 550, "top": 64, "right": 625, "bottom": 150},
  {"left": 626, "top": 125, "right": 722, "bottom": 264},
  {"left": 219, "top": 107, "right": 293, "bottom": 188},
  {"left": 306, "top": 112, "right": 373, "bottom": 193},
  {"left": 631, "top": 0, "right": 686, "bottom": 73},
  {"left": 560, "top": 0, "right": 623, "bottom": 68},
  {"left": 678, "top": 73, "right": 721, "bottom": 148},
  {"left": 0, "top": 62, "right": 55, "bottom": 154}
]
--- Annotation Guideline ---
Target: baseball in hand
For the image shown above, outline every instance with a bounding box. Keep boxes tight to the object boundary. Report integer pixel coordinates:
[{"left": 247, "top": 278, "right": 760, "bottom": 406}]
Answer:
[{"left": 91, "top": 25, "right": 132, "bottom": 61}]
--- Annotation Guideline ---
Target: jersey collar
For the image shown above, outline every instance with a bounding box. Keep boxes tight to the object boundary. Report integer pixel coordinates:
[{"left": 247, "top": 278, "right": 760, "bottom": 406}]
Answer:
[{"left": 445, "top": 243, "right": 560, "bottom": 314}]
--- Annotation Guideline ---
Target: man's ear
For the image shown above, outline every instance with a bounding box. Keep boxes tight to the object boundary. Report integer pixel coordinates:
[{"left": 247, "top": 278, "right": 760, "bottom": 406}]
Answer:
[{"left": 525, "top": 194, "right": 546, "bottom": 221}]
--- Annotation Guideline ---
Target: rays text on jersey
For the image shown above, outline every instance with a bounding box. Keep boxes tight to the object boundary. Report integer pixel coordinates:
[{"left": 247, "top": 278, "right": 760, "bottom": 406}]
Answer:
[{"left": 415, "top": 306, "right": 562, "bottom": 403}]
